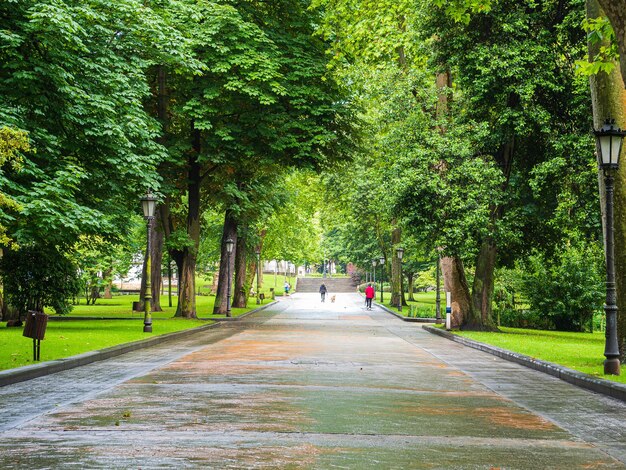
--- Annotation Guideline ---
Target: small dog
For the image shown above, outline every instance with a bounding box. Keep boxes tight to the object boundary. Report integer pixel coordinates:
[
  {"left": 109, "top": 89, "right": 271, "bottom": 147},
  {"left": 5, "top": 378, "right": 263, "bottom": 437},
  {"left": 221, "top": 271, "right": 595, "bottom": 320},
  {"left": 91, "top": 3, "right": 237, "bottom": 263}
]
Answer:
[{"left": 330, "top": 295, "right": 336, "bottom": 303}]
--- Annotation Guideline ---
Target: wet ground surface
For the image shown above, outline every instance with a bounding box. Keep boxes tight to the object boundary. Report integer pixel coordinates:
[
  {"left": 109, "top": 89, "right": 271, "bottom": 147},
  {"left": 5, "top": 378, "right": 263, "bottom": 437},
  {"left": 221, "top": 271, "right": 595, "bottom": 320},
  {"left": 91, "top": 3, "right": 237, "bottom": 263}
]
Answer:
[{"left": 1, "top": 293, "right": 626, "bottom": 468}]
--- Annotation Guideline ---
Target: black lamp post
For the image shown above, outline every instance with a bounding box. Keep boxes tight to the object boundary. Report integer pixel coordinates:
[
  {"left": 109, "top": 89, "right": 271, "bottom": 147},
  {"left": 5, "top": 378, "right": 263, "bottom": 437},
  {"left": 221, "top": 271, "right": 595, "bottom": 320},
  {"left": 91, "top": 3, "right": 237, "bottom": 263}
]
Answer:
[
  {"left": 396, "top": 247, "right": 404, "bottom": 313},
  {"left": 255, "top": 247, "right": 261, "bottom": 305},
  {"left": 595, "top": 118, "right": 626, "bottom": 375},
  {"left": 379, "top": 256, "right": 385, "bottom": 303},
  {"left": 140, "top": 190, "right": 157, "bottom": 333},
  {"left": 225, "top": 238, "right": 235, "bottom": 317},
  {"left": 371, "top": 259, "right": 377, "bottom": 290},
  {"left": 436, "top": 248, "right": 443, "bottom": 324}
]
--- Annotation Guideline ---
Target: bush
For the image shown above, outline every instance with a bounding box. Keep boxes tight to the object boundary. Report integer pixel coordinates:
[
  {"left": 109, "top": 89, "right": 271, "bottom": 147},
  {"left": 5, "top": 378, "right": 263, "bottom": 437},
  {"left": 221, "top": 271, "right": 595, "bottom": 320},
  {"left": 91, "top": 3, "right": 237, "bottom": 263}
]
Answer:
[
  {"left": 0, "top": 245, "right": 82, "bottom": 316},
  {"left": 519, "top": 244, "right": 604, "bottom": 332}
]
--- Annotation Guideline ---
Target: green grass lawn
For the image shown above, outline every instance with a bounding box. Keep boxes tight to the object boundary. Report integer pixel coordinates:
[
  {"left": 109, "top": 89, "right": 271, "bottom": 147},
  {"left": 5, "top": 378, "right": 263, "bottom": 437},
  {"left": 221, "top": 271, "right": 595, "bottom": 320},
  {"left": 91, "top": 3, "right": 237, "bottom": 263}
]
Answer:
[
  {"left": 2, "top": 291, "right": 277, "bottom": 371},
  {"left": 453, "top": 327, "right": 626, "bottom": 384},
  {"left": 374, "top": 291, "right": 439, "bottom": 318},
  {"left": 60, "top": 293, "right": 271, "bottom": 319},
  {"left": 0, "top": 318, "right": 208, "bottom": 371}
]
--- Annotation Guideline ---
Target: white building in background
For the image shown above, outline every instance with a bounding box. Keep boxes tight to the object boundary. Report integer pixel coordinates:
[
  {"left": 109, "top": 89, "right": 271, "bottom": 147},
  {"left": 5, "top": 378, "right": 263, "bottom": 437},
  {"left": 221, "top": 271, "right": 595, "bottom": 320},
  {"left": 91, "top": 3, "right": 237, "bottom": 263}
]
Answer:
[
  {"left": 113, "top": 253, "right": 178, "bottom": 291},
  {"left": 262, "top": 260, "right": 335, "bottom": 277},
  {"left": 263, "top": 260, "right": 301, "bottom": 276}
]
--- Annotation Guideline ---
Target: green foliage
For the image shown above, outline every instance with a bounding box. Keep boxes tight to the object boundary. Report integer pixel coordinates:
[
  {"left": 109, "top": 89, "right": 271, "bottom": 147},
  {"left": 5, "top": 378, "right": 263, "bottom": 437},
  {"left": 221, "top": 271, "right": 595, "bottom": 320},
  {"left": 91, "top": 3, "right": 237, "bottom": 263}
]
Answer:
[
  {"left": 0, "top": 127, "right": 29, "bottom": 247},
  {"left": 576, "top": 16, "right": 619, "bottom": 76},
  {"left": 431, "top": 0, "right": 493, "bottom": 24},
  {"left": 414, "top": 266, "right": 436, "bottom": 291},
  {"left": 0, "top": 245, "right": 82, "bottom": 316},
  {"left": 0, "top": 127, "right": 28, "bottom": 169},
  {"left": 0, "top": 0, "right": 170, "bottom": 248},
  {"left": 263, "top": 171, "right": 323, "bottom": 264},
  {"left": 519, "top": 244, "right": 604, "bottom": 332},
  {"left": 72, "top": 234, "right": 138, "bottom": 304}
]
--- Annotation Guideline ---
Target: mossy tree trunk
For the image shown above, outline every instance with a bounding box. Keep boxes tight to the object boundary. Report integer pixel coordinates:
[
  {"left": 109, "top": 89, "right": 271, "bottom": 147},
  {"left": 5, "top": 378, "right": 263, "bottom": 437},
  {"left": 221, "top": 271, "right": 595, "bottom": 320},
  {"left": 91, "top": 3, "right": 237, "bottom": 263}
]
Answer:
[
  {"left": 177, "top": 128, "right": 201, "bottom": 319},
  {"left": 465, "top": 238, "right": 498, "bottom": 331},
  {"left": 390, "top": 224, "right": 402, "bottom": 307},
  {"left": 440, "top": 256, "right": 471, "bottom": 328},
  {"left": 587, "top": 0, "right": 626, "bottom": 358},
  {"left": 213, "top": 210, "right": 238, "bottom": 315},
  {"left": 407, "top": 272, "right": 415, "bottom": 301},
  {"left": 150, "top": 213, "right": 164, "bottom": 312},
  {"left": 233, "top": 231, "right": 249, "bottom": 308}
]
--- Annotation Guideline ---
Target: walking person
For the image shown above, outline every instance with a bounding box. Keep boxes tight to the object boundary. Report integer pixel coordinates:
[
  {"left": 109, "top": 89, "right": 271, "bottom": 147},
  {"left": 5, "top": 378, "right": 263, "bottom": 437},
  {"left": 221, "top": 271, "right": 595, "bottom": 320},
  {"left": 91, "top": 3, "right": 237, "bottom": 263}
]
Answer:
[
  {"left": 319, "top": 283, "right": 327, "bottom": 302},
  {"left": 284, "top": 280, "right": 290, "bottom": 296},
  {"left": 365, "top": 283, "right": 375, "bottom": 310}
]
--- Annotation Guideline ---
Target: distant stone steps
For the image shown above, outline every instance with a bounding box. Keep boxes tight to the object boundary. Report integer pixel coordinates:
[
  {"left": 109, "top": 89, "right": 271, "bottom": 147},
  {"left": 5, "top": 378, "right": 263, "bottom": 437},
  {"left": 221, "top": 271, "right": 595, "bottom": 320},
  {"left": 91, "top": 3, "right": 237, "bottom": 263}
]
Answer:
[{"left": 296, "top": 277, "right": 358, "bottom": 293}]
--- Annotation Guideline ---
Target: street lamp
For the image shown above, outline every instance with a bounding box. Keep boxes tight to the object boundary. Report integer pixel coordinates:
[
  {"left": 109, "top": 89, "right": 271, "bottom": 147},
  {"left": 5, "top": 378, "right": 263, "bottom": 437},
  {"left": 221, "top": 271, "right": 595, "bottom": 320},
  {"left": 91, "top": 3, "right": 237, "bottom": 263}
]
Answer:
[
  {"left": 595, "top": 118, "right": 626, "bottom": 375},
  {"left": 371, "top": 259, "right": 377, "bottom": 290},
  {"left": 379, "top": 256, "right": 385, "bottom": 303},
  {"left": 436, "top": 247, "right": 443, "bottom": 324},
  {"left": 255, "top": 247, "right": 261, "bottom": 305},
  {"left": 225, "top": 238, "right": 235, "bottom": 317},
  {"left": 396, "top": 247, "right": 404, "bottom": 313},
  {"left": 140, "top": 190, "right": 157, "bottom": 333}
]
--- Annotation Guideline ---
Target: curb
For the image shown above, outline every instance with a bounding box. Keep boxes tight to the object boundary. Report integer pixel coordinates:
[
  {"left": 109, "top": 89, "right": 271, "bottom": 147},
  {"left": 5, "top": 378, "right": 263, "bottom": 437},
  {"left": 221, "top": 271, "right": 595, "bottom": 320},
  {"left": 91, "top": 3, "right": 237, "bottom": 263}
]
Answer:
[
  {"left": 422, "top": 325, "right": 626, "bottom": 403},
  {"left": 375, "top": 302, "right": 438, "bottom": 323},
  {"left": 0, "top": 301, "right": 278, "bottom": 388}
]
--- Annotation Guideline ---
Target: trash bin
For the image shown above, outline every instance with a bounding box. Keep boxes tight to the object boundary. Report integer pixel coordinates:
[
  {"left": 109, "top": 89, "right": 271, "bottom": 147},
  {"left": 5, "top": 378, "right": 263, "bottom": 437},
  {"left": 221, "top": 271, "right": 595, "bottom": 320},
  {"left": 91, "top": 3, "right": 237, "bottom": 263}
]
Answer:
[
  {"left": 23, "top": 311, "right": 48, "bottom": 361},
  {"left": 132, "top": 301, "right": 142, "bottom": 312},
  {"left": 23, "top": 311, "right": 48, "bottom": 341}
]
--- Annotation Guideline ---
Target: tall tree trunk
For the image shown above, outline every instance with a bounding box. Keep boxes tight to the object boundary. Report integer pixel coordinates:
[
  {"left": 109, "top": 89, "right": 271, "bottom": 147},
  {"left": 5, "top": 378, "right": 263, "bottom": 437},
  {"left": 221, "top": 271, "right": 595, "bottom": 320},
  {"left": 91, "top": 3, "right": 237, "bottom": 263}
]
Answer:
[
  {"left": 160, "top": 199, "right": 184, "bottom": 317},
  {"left": 434, "top": 69, "right": 473, "bottom": 325},
  {"left": 258, "top": 229, "right": 266, "bottom": 288},
  {"left": 170, "top": 252, "right": 183, "bottom": 316},
  {"left": 138, "top": 241, "right": 148, "bottom": 311},
  {"left": 211, "top": 269, "right": 219, "bottom": 295},
  {"left": 465, "top": 239, "right": 498, "bottom": 331},
  {"left": 178, "top": 128, "right": 202, "bottom": 319},
  {"left": 464, "top": 136, "right": 513, "bottom": 331},
  {"left": 233, "top": 231, "right": 249, "bottom": 308},
  {"left": 407, "top": 272, "right": 415, "bottom": 301},
  {"left": 102, "top": 266, "right": 113, "bottom": 299},
  {"left": 440, "top": 256, "right": 471, "bottom": 328},
  {"left": 390, "top": 224, "right": 402, "bottom": 307},
  {"left": 150, "top": 212, "right": 164, "bottom": 312},
  {"left": 213, "top": 210, "right": 238, "bottom": 314},
  {"left": 588, "top": 0, "right": 626, "bottom": 358},
  {"left": 246, "top": 257, "right": 257, "bottom": 297}
]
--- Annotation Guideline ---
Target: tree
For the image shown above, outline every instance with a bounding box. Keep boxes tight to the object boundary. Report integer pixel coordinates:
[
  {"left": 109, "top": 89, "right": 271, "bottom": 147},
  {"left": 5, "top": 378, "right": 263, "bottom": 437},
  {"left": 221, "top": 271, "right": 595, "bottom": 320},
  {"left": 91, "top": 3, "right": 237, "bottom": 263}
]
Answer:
[
  {"left": 315, "top": 0, "right": 597, "bottom": 332},
  {"left": 584, "top": 0, "right": 626, "bottom": 358},
  {"left": 0, "top": 245, "right": 81, "bottom": 316},
  {"left": 0, "top": 127, "right": 28, "bottom": 248},
  {"left": 155, "top": 0, "right": 355, "bottom": 317},
  {"left": 0, "top": 1, "right": 192, "bottom": 315}
]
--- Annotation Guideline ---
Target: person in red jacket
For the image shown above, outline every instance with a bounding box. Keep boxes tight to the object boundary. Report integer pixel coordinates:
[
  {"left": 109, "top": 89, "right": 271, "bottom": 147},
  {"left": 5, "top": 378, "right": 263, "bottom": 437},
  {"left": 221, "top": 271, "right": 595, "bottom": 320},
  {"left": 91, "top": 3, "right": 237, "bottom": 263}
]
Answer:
[{"left": 365, "top": 283, "right": 375, "bottom": 310}]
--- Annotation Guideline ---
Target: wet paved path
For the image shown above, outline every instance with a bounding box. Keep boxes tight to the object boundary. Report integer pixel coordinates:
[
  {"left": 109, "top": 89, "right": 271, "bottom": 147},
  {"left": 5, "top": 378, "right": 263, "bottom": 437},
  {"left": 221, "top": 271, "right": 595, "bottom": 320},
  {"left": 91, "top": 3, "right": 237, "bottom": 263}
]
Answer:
[{"left": 2, "top": 293, "right": 626, "bottom": 468}]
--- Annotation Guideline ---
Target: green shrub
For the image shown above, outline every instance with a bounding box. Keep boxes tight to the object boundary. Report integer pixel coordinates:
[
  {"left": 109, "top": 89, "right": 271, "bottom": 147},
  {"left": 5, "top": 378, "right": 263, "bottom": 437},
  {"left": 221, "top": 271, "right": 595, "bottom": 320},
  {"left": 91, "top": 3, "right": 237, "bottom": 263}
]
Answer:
[
  {"left": 0, "top": 245, "right": 82, "bottom": 316},
  {"left": 519, "top": 244, "right": 603, "bottom": 331}
]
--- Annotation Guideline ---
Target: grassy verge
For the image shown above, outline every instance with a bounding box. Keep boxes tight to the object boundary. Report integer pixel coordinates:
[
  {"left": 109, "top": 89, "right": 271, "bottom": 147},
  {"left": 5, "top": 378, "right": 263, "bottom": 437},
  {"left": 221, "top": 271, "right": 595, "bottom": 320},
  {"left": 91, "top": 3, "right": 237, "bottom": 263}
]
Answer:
[
  {"left": 0, "top": 318, "right": 208, "bottom": 371},
  {"left": 58, "top": 294, "right": 271, "bottom": 319},
  {"left": 374, "top": 291, "right": 438, "bottom": 318},
  {"left": 451, "top": 326, "right": 626, "bottom": 385},
  {"left": 2, "top": 291, "right": 276, "bottom": 371}
]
